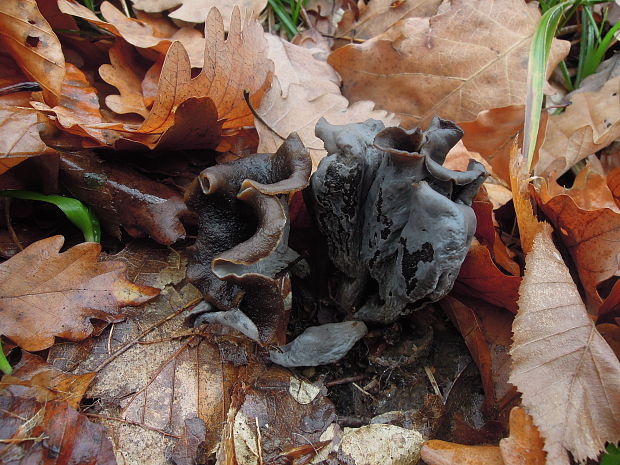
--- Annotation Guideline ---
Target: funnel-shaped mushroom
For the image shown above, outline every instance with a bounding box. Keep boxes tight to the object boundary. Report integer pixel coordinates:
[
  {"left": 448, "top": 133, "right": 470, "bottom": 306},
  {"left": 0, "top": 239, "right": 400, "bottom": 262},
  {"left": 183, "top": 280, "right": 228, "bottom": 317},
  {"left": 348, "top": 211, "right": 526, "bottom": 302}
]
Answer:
[
  {"left": 185, "top": 134, "right": 312, "bottom": 345},
  {"left": 308, "top": 117, "right": 487, "bottom": 323}
]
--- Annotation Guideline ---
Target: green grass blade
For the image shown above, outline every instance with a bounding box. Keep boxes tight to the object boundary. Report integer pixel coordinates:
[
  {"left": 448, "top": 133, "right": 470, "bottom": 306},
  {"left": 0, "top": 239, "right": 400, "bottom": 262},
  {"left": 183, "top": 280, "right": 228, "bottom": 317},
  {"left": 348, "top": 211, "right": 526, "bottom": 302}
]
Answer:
[
  {"left": 601, "top": 444, "right": 620, "bottom": 465},
  {"left": 0, "top": 339, "right": 11, "bottom": 375},
  {"left": 0, "top": 190, "right": 101, "bottom": 243},
  {"left": 268, "top": 0, "right": 298, "bottom": 38},
  {"left": 523, "top": 1, "right": 572, "bottom": 171}
]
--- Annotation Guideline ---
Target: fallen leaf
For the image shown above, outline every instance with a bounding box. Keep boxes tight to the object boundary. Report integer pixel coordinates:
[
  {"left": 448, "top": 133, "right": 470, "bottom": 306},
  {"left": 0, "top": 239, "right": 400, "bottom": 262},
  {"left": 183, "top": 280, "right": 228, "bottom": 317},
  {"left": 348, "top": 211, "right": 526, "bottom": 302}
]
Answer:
[
  {"left": 0, "top": 105, "right": 50, "bottom": 174},
  {"left": 0, "top": 0, "right": 65, "bottom": 106},
  {"left": 441, "top": 296, "right": 515, "bottom": 416},
  {"left": 537, "top": 184, "right": 620, "bottom": 311},
  {"left": 131, "top": 0, "right": 182, "bottom": 12},
  {"left": 169, "top": 0, "right": 268, "bottom": 29},
  {"left": 328, "top": 0, "right": 569, "bottom": 127},
  {"left": 597, "top": 322, "right": 620, "bottom": 360},
  {"left": 0, "top": 235, "right": 159, "bottom": 351},
  {"left": 510, "top": 224, "right": 620, "bottom": 464},
  {"left": 99, "top": 39, "right": 150, "bottom": 118},
  {"left": 171, "top": 417, "right": 207, "bottom": 465},
  {"left": 336, "top": 0, "right": 442, "bottom": 42},
  {"left": 7, "top": 351, "right": 95, "bottom": 409},
  {"left": 536, "top": 76, "right": 620, "bottom": 180},
  {"left": 421, "top": 439, "right": 504, "bottom": 465},
  {"left": 499, "top": 407, "right": 547, "bottom": 465},
  {"left": 453, "top": 243, "right": 521, "bottom": 313}
]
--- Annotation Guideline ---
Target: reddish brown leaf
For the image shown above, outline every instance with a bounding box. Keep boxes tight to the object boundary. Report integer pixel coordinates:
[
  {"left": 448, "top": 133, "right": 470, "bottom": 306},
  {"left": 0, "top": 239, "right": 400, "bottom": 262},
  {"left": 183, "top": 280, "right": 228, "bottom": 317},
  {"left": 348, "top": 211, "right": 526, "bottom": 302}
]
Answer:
[
  {"left": 421, "top": 439, "right": 504, "bottom": 465},
  {"left": 597, "top": 322, "right": 620, "bottom": 360},
  {"left": 499, "top": 407, "right": 546, "bottom": 465},
  {"left": 453, "top": 243, "right": 521, "bottom": 313},
  {"left": 328, "top": 0, "right": 569, "bottom": 127},
  {"left": 0, "top": 0, "right": 65, "bottom": 106},
  {"left": 510, "top": 224, "right": 620, "bottom": 464},
  {"left": 537, "top": 185, "right": 620, "bottom": 311},
  {"left": 0, "top": 235, "right": 159, "bottom": 351}
]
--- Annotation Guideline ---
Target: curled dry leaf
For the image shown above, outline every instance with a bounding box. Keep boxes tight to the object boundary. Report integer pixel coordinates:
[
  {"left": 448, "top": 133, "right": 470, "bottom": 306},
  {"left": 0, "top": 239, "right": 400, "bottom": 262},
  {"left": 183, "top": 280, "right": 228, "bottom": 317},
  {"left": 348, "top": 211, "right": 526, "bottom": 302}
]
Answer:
[
  {"left": 169, "top": 0, "right": 268, "bottom": 29},
  {"left": 536, "top": 76, "right": 620, "bottom": 180},
  {"left": 0, "top": 0, "right": 65, "bottom": 106},
  {"left": 510, "top": 224, "right": 620, "bottom": 464},
  {"left": 537, "top": 183, "right": 620, "bottom": 310},
  {"left": 328, "top": 0, "right": 569, "bottom": 127},
  {"left": 99, "top": 39, "right": 150, "bottom": 118},
  {"left": 0, "top": 105, "right": 50, "bottom": 175},
  {"left": 0, "top": 235, "right": 159, "bottom": 351}
]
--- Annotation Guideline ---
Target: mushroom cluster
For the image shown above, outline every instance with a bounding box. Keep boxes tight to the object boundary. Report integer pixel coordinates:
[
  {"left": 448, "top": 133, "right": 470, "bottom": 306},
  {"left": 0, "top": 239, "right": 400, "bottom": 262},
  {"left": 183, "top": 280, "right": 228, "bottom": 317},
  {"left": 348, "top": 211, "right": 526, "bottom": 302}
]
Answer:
[{"left": 307, "top": 117, "right": 487, "bottom": 324}]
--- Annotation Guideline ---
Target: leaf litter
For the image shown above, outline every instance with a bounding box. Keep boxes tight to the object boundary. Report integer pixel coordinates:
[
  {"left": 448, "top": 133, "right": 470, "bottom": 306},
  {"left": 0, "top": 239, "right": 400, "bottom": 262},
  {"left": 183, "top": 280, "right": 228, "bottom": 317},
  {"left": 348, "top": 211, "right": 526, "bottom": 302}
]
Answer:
[{"left": 0, "top": 0, "right": 619, "bottom": 464}]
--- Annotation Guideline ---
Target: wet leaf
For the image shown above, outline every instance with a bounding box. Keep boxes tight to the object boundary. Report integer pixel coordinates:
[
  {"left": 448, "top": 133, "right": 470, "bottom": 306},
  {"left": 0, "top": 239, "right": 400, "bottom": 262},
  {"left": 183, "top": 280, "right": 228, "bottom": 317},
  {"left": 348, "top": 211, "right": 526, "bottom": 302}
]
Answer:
[
  {"left": 328, "top": 0, "right": 569, "bottom": 127},
  {"left": 0, "top": 235, "right": 159, "bottom": 351},
  {"left": 510, "top": 224, "right": 620, "bottom": 464},
  {"left": 0, "top": 0, "right": 65, "bottom": 106}
]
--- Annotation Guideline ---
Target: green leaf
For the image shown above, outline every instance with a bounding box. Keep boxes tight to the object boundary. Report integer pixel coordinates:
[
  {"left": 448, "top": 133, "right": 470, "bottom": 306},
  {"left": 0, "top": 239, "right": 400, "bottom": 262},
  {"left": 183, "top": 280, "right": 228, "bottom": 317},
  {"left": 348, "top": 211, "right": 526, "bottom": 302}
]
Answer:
[
  {"left": 601, "top": 444, "right": 620, "bottom": 465},
  {"left": 0, "top": 339, "right": 11, "bottom": 375},
  {"left": 0, "top": 190, "right": 100, "bottom": 243},
  {"left": 268, "top": 0, "right": 298, "bottom": 38},
  {"left": 523, "top": 1, "right": 573, "bottom": 171}
]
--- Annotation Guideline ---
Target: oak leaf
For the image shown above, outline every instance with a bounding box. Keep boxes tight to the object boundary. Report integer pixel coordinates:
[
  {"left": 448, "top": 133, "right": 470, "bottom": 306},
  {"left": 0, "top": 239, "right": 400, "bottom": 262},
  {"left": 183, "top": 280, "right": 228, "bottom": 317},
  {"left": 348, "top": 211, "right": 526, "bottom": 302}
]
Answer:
[
  {"left": 0, "top": 235, "right": 159, "bottom": 351},
  {"left": 257, "top": 35, "right": 396, "bottom": 168},
  {"left": 510, "top": 224, "right": 620, "bottom": 464},
  {"left": 0, "top": 0, "right": 65, "bottom": 106},
  {"left": 536, "top": 76, "right": 620, "bottom": 179},
  {"left": 327, "top": 0, "right": 569, "bottom": 127}
]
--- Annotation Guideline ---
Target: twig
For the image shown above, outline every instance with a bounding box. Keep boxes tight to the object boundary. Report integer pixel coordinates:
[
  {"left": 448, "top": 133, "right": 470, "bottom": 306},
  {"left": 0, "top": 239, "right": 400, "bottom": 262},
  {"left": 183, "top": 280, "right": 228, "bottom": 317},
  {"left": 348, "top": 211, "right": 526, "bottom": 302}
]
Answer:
[
  {"left": 86, "top": 413, "right": 181, "bottom": 438},
  {"left": 325, "top": 375, "right": 366, "bottom": 387},
  {"left": 351, "top": 382, "right": 375, "bottom": 400},
  {"left": 4, "top": 198, "right": 23, "bottom": 252},
  {"left": 0, "top": 435, "right": 46, "bottom": 444},
  {"left": 255, "top": 417, "right": 264, "bottom": 465},
  {"left": 243, "top": 90, "right": 287, "bottom": 140},
  {"left": 322, "top": 33, "right": 365, "bottom": 43},
  {"left": 424, "top": 365, "right": 443, "bottom": 398},
  {"left": 94, "top": 297, "right": 202, "bottom": 372}
]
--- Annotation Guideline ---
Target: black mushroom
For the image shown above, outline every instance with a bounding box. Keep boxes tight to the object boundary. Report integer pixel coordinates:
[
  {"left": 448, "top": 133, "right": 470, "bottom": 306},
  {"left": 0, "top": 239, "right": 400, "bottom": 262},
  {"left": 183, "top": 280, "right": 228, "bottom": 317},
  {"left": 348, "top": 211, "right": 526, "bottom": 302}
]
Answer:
[
  {"left": 185, "top": 133, "right": 312, "bottom": 346},
  {"left": 307, "top": 117, "right": 487, "bottom": 324}
]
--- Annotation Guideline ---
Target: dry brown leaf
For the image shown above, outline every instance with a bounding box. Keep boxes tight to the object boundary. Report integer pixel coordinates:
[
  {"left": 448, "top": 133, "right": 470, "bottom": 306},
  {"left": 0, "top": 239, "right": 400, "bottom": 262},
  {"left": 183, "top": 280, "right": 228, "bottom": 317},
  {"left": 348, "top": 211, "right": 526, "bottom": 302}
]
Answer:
[
  {"left": 328, "top": 0, "right": 569, "bottom": 127},
  {"left": 0, "top": 105, "right": 50, "bottom": 174},
  {"left": 536, "top": 76, "right": 620, "bottom": 179},
  {"left": 510, "top": 224, "right": 620, "bottom": 464},
  {"left": 169, "top": 0, "right": 267, "bottom": 29},
  {"left": 99, "top": 40, "right": 150, "bottom": 118},
  {"left": 537, "top": 184, "right": 620, "bottom": 310},
  {"left": 0, "top": 235, "right": 159, "bottom": 351},
  {"left": 421, "top": 440, "right": 504, "bottom": 465},
  {"left": 256, "top": 35, "right": 396, "bottom": 167},
  {"left": 499, "top": 407, "right": 546, "bottom": 465},
  {"left": 0, "top": 0, "right": 65, "bottom": 106},
  {"left": 131, "top": 0, "right": 182, "bottom": 13},
  {"left": 597, "top": 322, "right": 620, "bottom": 360},
  {"left": 57, "top": 0, "right": 205, "bottom": 67},
  {"left": 453, "top": 243, "right": 521, "bottom": 313},
  {"left": 336, "top": 0, "right": 442, "bottom": 42}
]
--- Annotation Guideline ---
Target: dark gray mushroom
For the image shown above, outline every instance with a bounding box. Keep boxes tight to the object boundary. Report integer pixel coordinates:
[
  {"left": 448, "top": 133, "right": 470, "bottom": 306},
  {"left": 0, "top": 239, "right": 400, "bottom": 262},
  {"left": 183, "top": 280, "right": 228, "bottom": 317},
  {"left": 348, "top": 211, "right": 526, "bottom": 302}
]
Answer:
[
  {"left": 185, "top": 133, "right": 312, "bottom": 345},
  {"left": 308, "top": 117, "right": 487, "bottom": 324}
]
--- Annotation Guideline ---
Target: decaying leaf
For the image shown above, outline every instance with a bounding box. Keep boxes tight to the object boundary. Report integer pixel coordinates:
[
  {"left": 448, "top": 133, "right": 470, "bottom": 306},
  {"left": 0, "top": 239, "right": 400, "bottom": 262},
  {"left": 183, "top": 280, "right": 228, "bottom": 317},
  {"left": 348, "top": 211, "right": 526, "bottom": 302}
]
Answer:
[
  {"left": 0, "top": 235, "right": 159, "bottom": 351},
  {"left": 510, "top": 224, "right": 620, "bottom": 464},
  {"left": 0, "top": 0, "right": 65, "bottom": 106},
  {"left": 0, "top": 105, "right": 50, "bottom": 174},
  {"left": 536, "top": 76, "right": 620, "bottom": 179},
  {"left": 328, "top": 0, "right": 569, "bottom": 127}
]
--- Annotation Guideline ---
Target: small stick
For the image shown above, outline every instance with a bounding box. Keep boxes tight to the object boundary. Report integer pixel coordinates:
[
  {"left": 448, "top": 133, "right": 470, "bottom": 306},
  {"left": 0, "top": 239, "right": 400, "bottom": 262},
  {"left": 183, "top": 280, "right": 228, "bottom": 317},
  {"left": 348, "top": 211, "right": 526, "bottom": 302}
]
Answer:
[
  {"left": 424, "top": 365, "right": 443, "bottom": 398},
  {"left": 86, "top": 413, "right": 181, "bottom": 438},
  {"left": 255, "top": 417, "right": 264, "bottom": 465},
  {"left": 351, "top": 382, "right": 375, "bottom": 400},
  {"left": 4, "top": 198, "right": 23, "bottom": 252},
  {"left": 94, "top": 297, "right": 202, "bottom": 372},
  {"left": 325, "top": 375, "right": 366, "bottom": 387}
]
